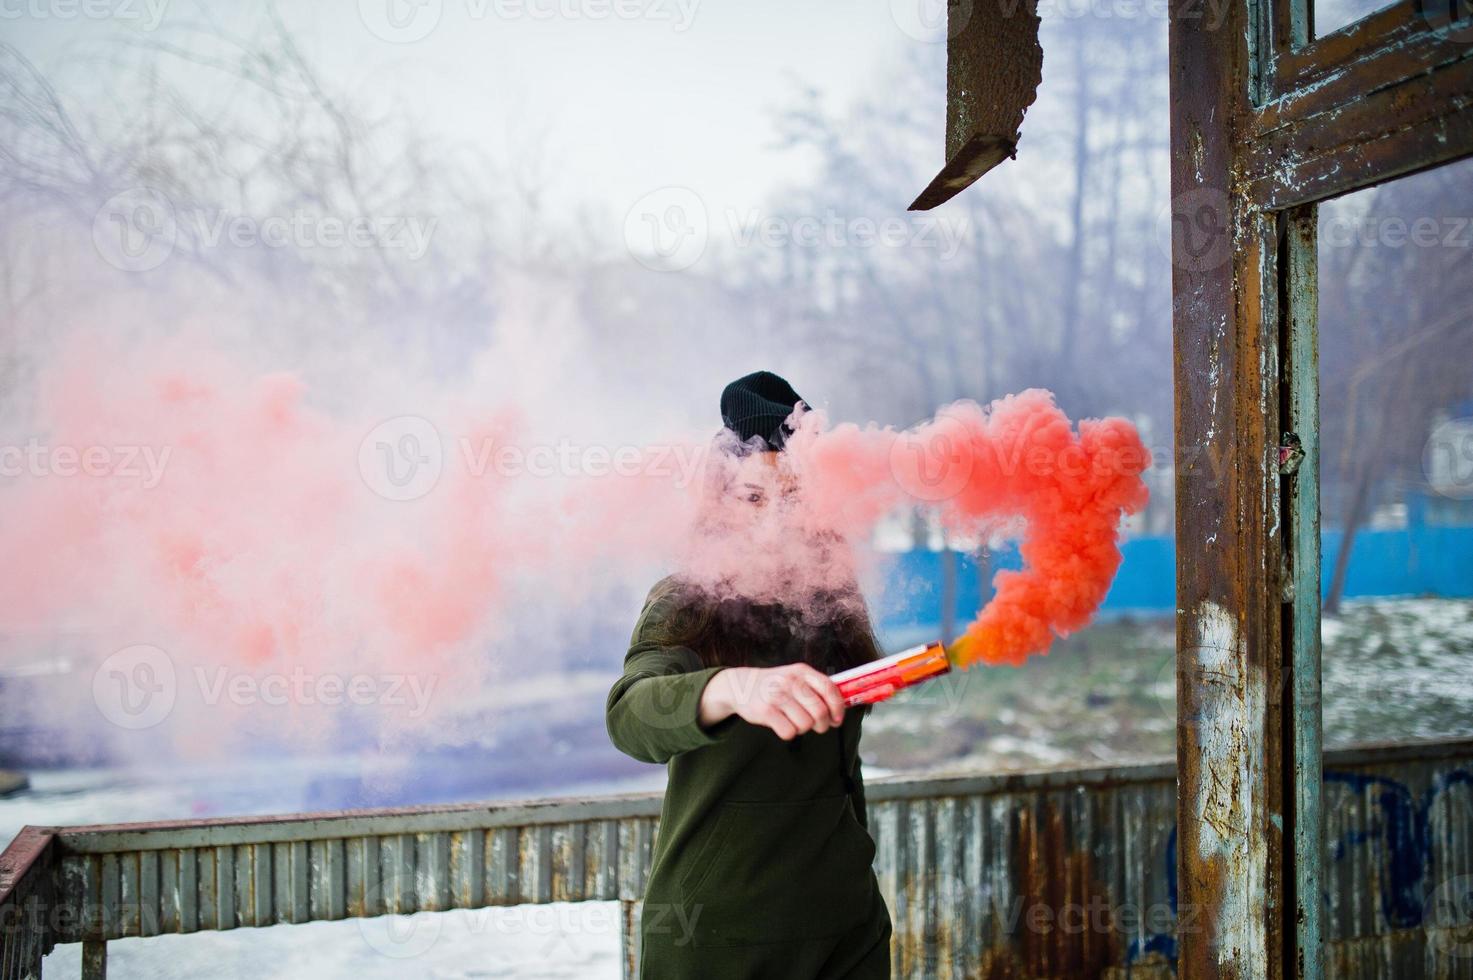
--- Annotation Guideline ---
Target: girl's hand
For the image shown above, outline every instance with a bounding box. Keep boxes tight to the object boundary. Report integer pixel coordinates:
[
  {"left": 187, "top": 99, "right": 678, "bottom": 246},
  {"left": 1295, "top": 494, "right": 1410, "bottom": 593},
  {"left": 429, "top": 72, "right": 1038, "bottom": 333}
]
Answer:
[{"left": 698, "top": 664, "right": 846, "bottom": 740}]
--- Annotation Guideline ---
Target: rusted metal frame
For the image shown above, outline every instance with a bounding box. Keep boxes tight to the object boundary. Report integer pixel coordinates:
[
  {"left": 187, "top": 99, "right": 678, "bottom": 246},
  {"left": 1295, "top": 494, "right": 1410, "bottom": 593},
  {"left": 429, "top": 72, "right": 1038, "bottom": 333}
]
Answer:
[
  {"left": 49, "top": 762, "right": 1182, "bottom": 857},
  {"left": 1245, "top": 14, "right": 1473, "bottom": 209},
  {"left": 1280, "top": 207, "right": 1324, "bottom": 980},
  {"left": 1170, "top": 0, "right": 1294, "bottom": 974},
  {"left": 620, "top": 898, "right": 640, "bottom": 980},
  {"left": 1266, "top": 0, "right": 1310, "bottom": 65},
  {"left": 80, "top": 939, "right": 105, "bottom": 980},
  {"left": 1269, "top": 2, "right": 1460, "bottom": 92},
  {"left": 0, "top": 828, "right": 57, "bottom": 980},
  {"left": 52, "top": 792, "right": 666, "bottom": 853},
  {"left": 3, "top": 739, "right": 1472, "bottom": 977}
]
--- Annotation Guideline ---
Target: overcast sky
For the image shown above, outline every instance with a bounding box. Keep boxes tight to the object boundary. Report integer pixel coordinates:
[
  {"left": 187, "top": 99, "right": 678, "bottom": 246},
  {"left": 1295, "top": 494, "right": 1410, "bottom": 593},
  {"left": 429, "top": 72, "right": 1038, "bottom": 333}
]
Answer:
[{"left": 8, "top": 0, "right": 938, "bottom": 225}]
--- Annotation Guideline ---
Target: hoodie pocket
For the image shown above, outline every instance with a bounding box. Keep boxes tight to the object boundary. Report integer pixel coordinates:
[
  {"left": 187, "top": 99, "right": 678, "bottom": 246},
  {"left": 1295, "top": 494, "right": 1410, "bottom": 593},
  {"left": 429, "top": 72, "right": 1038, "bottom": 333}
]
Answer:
[{"left": 676, "top": 793, "right": 877, "bottom": 947}]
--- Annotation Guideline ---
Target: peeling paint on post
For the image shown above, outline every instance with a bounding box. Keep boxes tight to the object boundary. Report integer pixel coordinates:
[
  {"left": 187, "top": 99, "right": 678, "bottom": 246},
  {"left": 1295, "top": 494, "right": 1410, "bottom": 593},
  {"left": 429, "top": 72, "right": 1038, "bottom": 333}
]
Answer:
[
  {"left": 1168, "top": 0, "right": 1287, "bottom": 975},
  {"left": 1169, "top": 0, "right": 1472, "bottom": 972}
]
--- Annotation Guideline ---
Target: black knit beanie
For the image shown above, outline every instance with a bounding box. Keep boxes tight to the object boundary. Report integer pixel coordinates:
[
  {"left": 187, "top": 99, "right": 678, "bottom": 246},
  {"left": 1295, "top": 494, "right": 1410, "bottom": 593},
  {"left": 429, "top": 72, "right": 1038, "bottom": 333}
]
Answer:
[{"left": 720, "top": 371, "right": 808, "bottom": 451}]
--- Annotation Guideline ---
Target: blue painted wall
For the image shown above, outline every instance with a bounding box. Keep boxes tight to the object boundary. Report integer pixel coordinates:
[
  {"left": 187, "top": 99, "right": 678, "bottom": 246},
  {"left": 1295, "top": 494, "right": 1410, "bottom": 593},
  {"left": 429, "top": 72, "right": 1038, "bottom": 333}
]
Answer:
[{"left": 875, "top": 524, "right": 1473, "bottom": 633}]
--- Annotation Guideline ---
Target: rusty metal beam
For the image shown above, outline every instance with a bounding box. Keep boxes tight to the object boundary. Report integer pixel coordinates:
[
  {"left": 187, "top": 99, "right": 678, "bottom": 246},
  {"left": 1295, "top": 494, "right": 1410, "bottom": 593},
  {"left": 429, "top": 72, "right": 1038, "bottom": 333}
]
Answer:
[
  {"left": 1247, "top": 9, "right": 1473, "bottom": 207},
  {"left": 1169, "top": 0, "right": 1290, "bottom": 976},
  {"left": 907, "top": 0, "right": 1043, "bottom": 211},
  {"left": 1171, "top": 0, "right": 1473, "bottom": 972},
  {"left": 1281, "top": 206, "right": 1323, "bottom": 980}
]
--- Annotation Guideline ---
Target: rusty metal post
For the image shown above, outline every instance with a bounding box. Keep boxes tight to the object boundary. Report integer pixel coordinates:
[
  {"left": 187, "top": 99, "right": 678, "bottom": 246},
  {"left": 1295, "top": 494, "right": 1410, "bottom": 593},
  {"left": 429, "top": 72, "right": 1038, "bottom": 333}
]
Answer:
[
  {"left": 1282, "top": 208, "right": 1323, "bottom": 980},
  {"left": 1167, "top": 0, "right": 1291, "bottom": 978},
  {"left": 80, "top": 939, "right": 106, "bottom": 980},
  {"left": 620, "top": 898, "right": 641, "bottom": 980}
]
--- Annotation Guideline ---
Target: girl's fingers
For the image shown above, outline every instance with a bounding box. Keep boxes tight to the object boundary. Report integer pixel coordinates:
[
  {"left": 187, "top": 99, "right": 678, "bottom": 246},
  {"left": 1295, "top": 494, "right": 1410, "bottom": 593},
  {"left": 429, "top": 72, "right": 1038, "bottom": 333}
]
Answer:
[
  {"left": 777, "top": 696, "right": 819, "bottom": 737},
  {"left": 789, "top": 682, "right": 832, "bottom": 733},
  {"left": 764, "top": 704, "right": 799, "bottom": 740},
  {"left": 803, "top": 672, "right": 846, "bottom": 726}
]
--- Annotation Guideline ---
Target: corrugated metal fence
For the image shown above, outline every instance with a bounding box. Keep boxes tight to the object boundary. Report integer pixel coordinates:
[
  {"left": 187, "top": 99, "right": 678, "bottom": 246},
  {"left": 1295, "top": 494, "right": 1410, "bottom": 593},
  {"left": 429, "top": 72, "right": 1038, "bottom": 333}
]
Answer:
[{"left": 2, "top": 738, "right": 1470, "bottom": 979}]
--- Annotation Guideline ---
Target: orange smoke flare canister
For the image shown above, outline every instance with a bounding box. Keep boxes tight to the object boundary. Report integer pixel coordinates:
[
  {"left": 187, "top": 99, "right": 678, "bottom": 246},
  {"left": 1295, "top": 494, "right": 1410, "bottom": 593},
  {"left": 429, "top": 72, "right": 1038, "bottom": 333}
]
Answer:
[{"left": 831, "top": 640, "right": 952, "bottom": 707}]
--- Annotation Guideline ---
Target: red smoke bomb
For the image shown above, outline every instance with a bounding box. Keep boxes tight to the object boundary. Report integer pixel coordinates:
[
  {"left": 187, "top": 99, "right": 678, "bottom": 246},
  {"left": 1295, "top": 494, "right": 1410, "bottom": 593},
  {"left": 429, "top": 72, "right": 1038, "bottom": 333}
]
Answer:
[{"left": 832, "top": 640, "right": 951, "bottom": 707}]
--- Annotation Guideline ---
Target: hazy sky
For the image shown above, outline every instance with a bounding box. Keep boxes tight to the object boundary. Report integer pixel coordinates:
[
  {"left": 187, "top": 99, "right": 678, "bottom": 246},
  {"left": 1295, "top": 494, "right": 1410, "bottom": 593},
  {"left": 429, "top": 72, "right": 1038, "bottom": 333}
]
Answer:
[{"left": 8, "top": 0, "right": 937, "bottom": 224}]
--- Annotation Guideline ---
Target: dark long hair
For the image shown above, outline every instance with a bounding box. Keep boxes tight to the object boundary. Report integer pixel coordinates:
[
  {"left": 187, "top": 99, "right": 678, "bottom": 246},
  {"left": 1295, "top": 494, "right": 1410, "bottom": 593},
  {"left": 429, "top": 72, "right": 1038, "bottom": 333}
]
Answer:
[{"left": 643, "top": 575, "right": 884, "bottom": 675}]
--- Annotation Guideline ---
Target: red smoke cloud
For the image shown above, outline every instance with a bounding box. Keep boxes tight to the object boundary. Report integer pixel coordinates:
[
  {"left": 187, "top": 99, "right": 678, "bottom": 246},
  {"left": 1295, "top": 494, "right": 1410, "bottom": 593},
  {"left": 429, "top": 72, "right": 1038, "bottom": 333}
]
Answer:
[
  {"left": 0, "top": 345, "right": 1147, "bottom": 751},
  {"left": 788, "top": 389, "right": 1151, "bottom": 667}
]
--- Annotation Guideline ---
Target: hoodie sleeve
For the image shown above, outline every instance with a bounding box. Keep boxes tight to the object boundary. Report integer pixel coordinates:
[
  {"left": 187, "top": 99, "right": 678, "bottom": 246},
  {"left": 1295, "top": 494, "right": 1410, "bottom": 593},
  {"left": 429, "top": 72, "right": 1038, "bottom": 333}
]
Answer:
[{"left": 605, "top": 585, "right": 738, "bottom": 764}]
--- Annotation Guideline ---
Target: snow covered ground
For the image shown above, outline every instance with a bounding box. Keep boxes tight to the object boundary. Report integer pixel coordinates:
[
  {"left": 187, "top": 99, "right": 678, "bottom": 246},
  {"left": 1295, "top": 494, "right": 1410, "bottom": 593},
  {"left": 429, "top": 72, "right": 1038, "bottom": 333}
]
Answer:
[{"left": 43, "top": 904, "right": 623, "bottom": 979}]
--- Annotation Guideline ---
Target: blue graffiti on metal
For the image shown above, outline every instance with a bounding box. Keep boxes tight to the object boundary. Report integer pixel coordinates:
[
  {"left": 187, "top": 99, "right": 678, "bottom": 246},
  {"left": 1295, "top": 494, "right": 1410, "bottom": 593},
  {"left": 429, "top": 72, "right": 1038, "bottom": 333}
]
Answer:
[
  {"left": 1324, "top": 768, "right": 1473, "bottom": 928},
  {"left": 1122, "top": 767, "right": 1472, "bottom": 973}
]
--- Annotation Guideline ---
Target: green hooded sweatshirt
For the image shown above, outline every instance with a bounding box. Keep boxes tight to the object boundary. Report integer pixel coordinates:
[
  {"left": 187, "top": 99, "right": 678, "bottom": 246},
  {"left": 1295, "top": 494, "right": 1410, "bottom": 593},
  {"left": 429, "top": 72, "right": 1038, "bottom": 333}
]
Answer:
[{"left": 605, "top": 580, "right": 893, "bottom": 979}]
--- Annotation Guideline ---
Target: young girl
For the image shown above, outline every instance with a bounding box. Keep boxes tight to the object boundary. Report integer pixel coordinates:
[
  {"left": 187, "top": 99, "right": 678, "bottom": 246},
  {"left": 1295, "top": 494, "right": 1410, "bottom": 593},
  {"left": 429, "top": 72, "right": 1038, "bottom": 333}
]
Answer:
[{"left": 605, "top": 371, "right": 893, "bottom": 979}]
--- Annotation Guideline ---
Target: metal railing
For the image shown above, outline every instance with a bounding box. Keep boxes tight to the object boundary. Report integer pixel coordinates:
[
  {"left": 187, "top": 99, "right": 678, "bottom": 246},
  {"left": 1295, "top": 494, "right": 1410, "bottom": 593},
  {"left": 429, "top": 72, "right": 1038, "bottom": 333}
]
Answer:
[{"left": 3, "top": 737, "right": 1471, "bottom": 979}]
